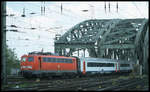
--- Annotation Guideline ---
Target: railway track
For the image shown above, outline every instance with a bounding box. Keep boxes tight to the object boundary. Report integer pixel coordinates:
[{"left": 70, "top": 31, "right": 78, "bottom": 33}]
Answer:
[
  {"left": 97, "top": 77, "right": 144, "bottom": 91},
  {"left": 114, "top": 76, "right": 149, "bottom": 91},
  {"left": 3, "top": 74, "right": 120, "bottom": 91},
  {"left": 2, "top": 74, "right": 149, "bottom": 91}
]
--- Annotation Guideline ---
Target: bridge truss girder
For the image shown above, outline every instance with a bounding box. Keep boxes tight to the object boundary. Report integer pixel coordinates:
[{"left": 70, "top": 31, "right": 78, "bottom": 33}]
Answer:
[{"left": 54, "top": 18, "right": 148, "bottom": 73}]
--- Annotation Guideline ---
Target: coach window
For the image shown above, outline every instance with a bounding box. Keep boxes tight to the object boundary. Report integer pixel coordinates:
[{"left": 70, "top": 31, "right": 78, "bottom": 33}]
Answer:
[
  {"left": 120, "top": 64, "right": 129, "bottom": 67},
  {"left": 87, "top": 63, "right": 91, "bottom": 67},
  {"left": 109, "top": 63, "right": 113, "bottom": 67},
  {"left": 96, "top": 63, "right": 99, "bottom": 67},
  {"left": 28, "top": 57, "right": 34, "bottom": 62},
  {"left": 107, "top": 63, "right": 113, "bottom": 67},
  {"left": 99, "top": 63, "right": 103, "bottom": 67},
  {"left": 87, "top": 63, "right": 96, "bottom": 67}
]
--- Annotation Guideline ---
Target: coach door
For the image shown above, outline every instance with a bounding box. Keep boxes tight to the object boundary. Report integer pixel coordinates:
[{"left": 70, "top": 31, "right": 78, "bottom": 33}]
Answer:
[
  {"left": 38, "top": 57, "right": 42, "bottom": 70},
  {"left": 76, "top": 58, "right": 81, "bottom": 73},
  {"left": 115, "top": 63, "right": 118, "bottom": 72},
  {"left": 83, "top": 61, "right": 86, "bottom": 74}
]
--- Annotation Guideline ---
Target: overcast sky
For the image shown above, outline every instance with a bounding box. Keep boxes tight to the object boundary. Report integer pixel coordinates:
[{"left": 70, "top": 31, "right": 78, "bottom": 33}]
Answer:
[
  {"left": 6, "top": 1, "right": 148, "bottom": 30},
  {"left": 6, "top": 1, "right": 149, "bottom": 58}
]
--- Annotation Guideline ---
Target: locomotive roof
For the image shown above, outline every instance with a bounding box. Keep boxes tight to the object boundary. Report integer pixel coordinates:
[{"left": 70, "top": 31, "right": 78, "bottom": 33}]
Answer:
[{"left": 22, "top": 54, "right": 76, "bottom": 59}]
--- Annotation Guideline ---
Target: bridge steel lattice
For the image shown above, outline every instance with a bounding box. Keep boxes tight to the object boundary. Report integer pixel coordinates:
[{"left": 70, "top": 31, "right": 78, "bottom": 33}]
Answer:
[{"left": 54, "top": 18, "right": 149, "bottom": 74}]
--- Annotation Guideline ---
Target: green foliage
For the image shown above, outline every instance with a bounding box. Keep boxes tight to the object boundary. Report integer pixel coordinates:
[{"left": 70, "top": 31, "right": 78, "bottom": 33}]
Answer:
[{"left": 6, "top": 45, "right": 20, "bottom": 75}]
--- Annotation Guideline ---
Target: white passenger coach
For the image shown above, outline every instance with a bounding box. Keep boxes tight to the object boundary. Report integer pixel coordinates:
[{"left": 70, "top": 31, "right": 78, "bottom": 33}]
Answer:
[{"left": 79, "top": 57, "right": 134, "bottom": 75}]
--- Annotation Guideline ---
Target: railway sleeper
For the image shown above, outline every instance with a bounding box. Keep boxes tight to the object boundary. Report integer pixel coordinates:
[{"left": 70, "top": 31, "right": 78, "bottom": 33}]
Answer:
[
  {"left": 114, "top": 79, "right": 149, "bottom": 90},
  {"left": 97, "top": 78, "right": 143, "bottom": 91}
]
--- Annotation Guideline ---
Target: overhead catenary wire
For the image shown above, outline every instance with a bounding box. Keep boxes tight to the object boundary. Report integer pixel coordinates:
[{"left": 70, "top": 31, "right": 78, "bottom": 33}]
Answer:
[
  {"left": 103, "top": 2, "right": 141, "bottom": 19},
  {"left": 6, "top": 3, "right": 77, "bottom": 32},
  {"left": 45, "top": 5, "right": 84, "bottom": 23},
  {"left": 41, "top": 1, "right": 46, "bottom": 15},
  {"left": 44, "top": 1, "right": 45, "bottom": 15},
  {"left": 106, "top": 7, "right": 126, "bottom": 19},
  {"left": 7, "top": 12, "right": 65, "bottom": 30},
  {"left": 8, "top": 2, "right": 120, "bottom": 30},
  {"left": 108, "top": 2, "right": 110, "bottom": 12},
  {"left": 21, "top": 7, "right": 25, "bottom": 17},
  {"left": 50, "top": 3, "right": 86, "bottom": 19},
  {"left": 7, "top": 2, "right": 89, "bottom": 20},
  {"left": 7, "top": 2, "right": 147, "bottom": 31},
  {"left": 28, "top": 2, "right": 84, "bottom": 20},
  {"left": 117, "top": 5, "right": 139, "bottom": 19},
  {"left": 41, "top": 1, "right": 43, "bottom": 15},
  {"left": 27, "top": 2, "right": 84, "bottom": 21},
  {"left": 116, "top": 2, "right": 118, "bottom": 13},
  {"left": 6, "top": 2, "right": 148, "bottom": 59},
  {"left": 132, "top": 2, "right": 145, "bottom": 18},
  {"left": 61, "top": 3, "right": 63, "bottom": 14},
  {"left": 104, "top": 2, "right": 107, "bottom": 13}
]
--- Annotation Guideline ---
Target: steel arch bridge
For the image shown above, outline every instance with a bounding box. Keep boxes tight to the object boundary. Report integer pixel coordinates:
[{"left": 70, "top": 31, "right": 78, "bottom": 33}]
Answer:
[{"left": 54, "top": 18, "right": 149, "bottom": 74}]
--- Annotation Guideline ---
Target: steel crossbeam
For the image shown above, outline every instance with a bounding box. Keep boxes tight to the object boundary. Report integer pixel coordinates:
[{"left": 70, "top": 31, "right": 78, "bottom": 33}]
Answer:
[{"left": 54, "top": 18, "right": 148, "bottom": 74}]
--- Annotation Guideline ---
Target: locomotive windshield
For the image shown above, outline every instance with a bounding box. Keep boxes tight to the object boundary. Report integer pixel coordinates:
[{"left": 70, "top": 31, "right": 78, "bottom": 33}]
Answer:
[{"left": 21, "top": 57, "right": 26, "bottom": 62}]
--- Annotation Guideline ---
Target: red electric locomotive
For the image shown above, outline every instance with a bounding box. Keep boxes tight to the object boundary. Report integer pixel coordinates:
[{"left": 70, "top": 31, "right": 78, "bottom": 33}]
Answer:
[
  {"left": 20, "top": 52, "right": 80, "bottom": 78},
  {"left": 20, "top": 52, "right": 134, "bottom": 78}
]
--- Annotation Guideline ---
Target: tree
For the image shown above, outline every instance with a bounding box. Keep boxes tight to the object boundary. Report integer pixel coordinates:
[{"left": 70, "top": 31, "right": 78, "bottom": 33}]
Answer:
[{"left": 6, "top": 45, "right": 20, "bottom": 75}]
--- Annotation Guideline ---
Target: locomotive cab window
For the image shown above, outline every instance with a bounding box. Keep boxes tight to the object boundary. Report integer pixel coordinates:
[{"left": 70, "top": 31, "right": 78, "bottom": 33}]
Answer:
[
  {"left": 21, "top": 57, "right": 26, "bottom": 62},
  {"left": 28, "top": 57, "right": 34, "bottom": 62}
]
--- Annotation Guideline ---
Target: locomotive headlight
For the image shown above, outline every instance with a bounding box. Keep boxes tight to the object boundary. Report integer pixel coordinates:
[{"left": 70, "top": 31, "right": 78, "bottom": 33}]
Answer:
[
  {"left": 21, "top": 66, "right": 32, "bottom": 69},
  {"left": 21, "top": 66, "right": 26, "bottom": 68},
  {"left": 27, "top": 66, "right": 32, "bottom": 69}
]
